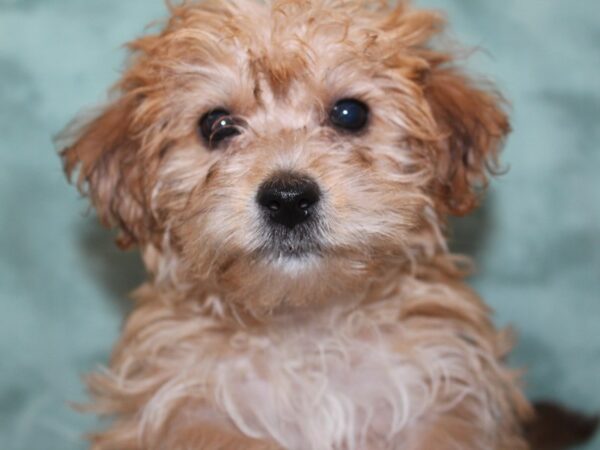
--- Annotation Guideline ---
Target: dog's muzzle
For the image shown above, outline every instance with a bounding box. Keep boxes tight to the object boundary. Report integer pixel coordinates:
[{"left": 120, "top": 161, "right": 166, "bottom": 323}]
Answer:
[
  {"left": 257, "top": 173, "right": 320, "bottom": 229},
  {"left": 256, "top": 172, "right": 322, "bottom": 257}
]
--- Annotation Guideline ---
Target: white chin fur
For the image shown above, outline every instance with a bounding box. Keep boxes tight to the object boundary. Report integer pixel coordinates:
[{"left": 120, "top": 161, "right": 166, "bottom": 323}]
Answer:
[{"left": 268, "top": 252, "right": 323, "bottom": 274}]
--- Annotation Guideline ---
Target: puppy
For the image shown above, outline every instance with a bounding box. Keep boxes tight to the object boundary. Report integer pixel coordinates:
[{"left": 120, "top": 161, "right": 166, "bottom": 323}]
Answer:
[{"left": 59, "top": 1, "right": 594, "bottom": 449}]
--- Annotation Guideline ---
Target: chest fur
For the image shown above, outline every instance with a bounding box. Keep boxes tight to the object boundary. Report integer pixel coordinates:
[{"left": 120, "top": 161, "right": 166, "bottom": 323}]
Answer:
[{"left": 136, "top": 300, "right": 494, "bottom": 450}]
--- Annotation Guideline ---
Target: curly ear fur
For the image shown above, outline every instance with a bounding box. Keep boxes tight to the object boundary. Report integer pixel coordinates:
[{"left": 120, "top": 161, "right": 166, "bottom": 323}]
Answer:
[
  {"left": 425, "top": 63, "right": 510, "bottom": 216},
  {"left": 60, "top": 95, "right": 150, "bottom": 249}
]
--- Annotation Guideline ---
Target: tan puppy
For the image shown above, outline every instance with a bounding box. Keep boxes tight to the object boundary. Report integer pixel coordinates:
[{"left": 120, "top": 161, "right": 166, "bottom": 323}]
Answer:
[{"left": 60, "top": 1, "right": 539, "bottom": 448}]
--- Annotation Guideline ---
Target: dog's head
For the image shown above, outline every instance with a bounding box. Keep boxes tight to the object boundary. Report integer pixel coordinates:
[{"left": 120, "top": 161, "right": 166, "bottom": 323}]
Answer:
[{"left": 61, "top": 0, "right": 509, "bottom": 314}]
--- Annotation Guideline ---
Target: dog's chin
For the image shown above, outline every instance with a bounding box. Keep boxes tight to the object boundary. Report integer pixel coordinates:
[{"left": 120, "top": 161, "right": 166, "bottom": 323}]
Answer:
[
  {"left": 262, "top": 250, "right": 323, "bottom": 276},
  {"left": 213, "top": 242, "right": 373, "bottom": 316}
]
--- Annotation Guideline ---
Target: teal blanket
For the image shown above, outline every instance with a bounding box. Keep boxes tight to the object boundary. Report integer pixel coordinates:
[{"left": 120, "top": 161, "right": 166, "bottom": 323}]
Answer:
[{"left": 1, "top": 1, "right": 598, "bottom": 448}]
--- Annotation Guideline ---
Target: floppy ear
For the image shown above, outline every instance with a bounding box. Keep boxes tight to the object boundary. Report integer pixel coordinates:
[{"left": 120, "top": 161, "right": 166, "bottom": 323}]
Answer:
[
  {"left": 425, "top": 64, "right": 510, "bottom": 216},
  {"left": 60, "top": 95, "right": 149, "bottom": 248}
]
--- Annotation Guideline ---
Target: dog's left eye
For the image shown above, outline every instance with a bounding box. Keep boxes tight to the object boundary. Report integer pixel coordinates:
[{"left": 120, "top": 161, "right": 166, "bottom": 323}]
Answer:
[
  {"left": 329, "top": 98, "right": 369, "bottom": 132},
  {"left": 198, "top": 108, "right": 241, "bottom": 148}
]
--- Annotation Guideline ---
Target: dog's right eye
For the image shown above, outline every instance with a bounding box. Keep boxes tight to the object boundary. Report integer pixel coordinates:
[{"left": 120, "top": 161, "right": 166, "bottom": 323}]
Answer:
[
  {"left": 329, "top": 98, "right": 369, "bottom": 132},
  {"left": 198, "top": 108, "right": 241, "bottom": 148}
]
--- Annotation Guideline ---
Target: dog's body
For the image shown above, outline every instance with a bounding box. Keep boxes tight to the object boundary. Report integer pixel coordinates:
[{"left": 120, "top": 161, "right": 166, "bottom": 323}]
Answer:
[
  {"left": 60, "top": 1, "right": 594, "bottom": 449},
  {"left": 90, "top": 270, "right": 528, "bottom": 449}
]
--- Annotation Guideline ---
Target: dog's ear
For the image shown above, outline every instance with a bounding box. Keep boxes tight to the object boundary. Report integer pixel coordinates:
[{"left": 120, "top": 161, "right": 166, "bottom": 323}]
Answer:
[
  {"left": 60, "top": 95, "right": 149, "bottom": 248},
  {"left": 424, "top": 63, "right": 510, "bottom": 216}
]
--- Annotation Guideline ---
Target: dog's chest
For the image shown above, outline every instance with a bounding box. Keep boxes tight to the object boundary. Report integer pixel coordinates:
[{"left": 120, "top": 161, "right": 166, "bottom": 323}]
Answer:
[{"left": 194, "top": 308, "right": 464, "bottom": 450}]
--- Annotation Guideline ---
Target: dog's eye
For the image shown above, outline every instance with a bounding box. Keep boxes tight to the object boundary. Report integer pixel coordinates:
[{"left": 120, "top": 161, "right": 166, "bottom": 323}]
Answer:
[
  {"left": 198, "top": 108, "right": 241, "bottom": 148},
  {"left": 329, "top": 99, "right": 369, "bottom": 132}
]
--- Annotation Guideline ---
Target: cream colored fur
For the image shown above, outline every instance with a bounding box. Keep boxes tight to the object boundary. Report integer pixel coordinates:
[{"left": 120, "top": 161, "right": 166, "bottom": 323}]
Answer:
[{"left": 60, "top": 1, "right": 531, "bottom": 449}]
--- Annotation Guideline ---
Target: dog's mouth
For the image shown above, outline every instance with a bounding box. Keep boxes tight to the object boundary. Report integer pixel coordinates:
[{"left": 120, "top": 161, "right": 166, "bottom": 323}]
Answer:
[{"left": 257, "top": 221, "right": 324, "bottom": 260}]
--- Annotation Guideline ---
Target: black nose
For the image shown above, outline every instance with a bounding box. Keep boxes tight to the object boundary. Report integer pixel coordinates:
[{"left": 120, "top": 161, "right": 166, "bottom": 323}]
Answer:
[{"left": 257, "top": 173, "right": 321, "bottom": 229}]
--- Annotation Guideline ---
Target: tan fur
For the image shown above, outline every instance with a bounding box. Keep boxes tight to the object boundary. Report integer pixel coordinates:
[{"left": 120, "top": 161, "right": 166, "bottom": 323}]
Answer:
[{"left": 60, "top": 1, "right": 532, "bottom": 449}]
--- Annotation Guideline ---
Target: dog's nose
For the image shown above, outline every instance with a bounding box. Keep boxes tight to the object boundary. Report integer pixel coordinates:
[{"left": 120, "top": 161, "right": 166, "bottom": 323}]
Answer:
[{"left": 257, "top": 173, "right": 321, "bottom": 229}]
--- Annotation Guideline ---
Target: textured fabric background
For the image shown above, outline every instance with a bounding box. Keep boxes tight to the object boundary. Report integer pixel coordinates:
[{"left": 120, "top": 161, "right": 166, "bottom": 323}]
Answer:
[{"left": 0, "top": 1, "right": 598, "bottom": 449}]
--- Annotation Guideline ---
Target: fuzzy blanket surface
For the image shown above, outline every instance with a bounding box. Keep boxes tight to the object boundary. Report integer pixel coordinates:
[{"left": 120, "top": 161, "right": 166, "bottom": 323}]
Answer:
[{"left": 0, "top": 0, "right": 598, "bottom": 448}]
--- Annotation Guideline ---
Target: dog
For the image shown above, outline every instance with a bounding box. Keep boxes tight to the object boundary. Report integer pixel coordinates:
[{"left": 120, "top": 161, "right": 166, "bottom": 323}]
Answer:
[{"left": 59, "top": 1, "right": 598, "bottom": 449}]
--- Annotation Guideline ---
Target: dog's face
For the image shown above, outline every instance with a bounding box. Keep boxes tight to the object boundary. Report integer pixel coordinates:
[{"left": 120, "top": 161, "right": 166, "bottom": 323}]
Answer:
[{"left": 61, "top": 0, "right": 509, "bottom": 314}]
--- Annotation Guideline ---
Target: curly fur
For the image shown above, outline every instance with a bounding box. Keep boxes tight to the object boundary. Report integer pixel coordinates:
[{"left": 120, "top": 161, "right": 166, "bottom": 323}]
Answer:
[{"left": 60, "top": 1, "right": 534, "bottom": 449}]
